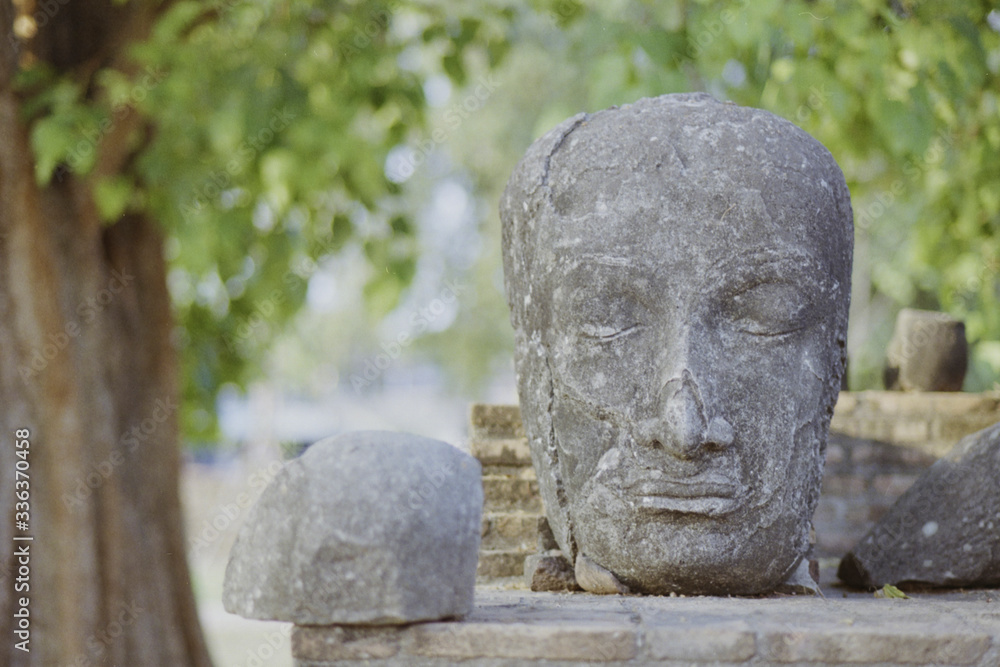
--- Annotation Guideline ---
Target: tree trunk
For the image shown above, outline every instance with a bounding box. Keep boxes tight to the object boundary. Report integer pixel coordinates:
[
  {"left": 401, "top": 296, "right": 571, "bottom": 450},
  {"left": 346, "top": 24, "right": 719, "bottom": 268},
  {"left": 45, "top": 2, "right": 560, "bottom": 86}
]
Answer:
[{"left": 0, "top": 1, "right": 212, "bottom": 665}]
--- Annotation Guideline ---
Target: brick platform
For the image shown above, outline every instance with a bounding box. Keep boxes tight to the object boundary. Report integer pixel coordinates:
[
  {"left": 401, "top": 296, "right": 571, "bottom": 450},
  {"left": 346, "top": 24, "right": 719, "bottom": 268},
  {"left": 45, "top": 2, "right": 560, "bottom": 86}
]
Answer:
[
  {"left": 288, "top": 394, "right": 1000, "bottom": 667},
  {"left": 292, "top": 586, "right": 1000, "bottom": 666}
]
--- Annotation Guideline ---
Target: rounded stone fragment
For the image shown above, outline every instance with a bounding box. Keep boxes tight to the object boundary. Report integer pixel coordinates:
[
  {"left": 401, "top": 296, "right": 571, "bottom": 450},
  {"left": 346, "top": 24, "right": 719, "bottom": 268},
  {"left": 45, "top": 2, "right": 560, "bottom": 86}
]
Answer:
[
  {"left": 884, "top": 308, "right": 967, "bottom": 391},
  {"left": 838, "top": 421, "right": 1000, "bottom": 589},
  {"left": 222, "top": 431, "right": 483, "bottom": 624}
]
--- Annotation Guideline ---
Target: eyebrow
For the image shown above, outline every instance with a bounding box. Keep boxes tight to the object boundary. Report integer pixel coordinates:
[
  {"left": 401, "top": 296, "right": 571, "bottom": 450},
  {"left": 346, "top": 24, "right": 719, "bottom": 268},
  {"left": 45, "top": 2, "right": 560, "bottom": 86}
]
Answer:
[
  {"left": 550, "top": 252, "right": 651, "bottom": 274},
  {"left": 552, "top": 247, "right": 820, "bottom": 276}
]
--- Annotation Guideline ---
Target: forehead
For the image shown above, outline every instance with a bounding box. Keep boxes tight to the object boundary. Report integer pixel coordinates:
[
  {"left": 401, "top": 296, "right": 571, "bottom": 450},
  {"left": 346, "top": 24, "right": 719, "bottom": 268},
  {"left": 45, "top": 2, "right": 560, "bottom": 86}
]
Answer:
[{"left": 538, "top": 171, "right": 836, "bottom": 279}]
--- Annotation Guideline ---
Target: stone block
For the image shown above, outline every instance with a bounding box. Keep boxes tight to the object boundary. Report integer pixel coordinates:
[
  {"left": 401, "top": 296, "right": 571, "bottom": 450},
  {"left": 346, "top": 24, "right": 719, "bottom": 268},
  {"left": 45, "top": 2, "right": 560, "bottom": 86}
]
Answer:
[
  {"left": 760, "top": 628, "right": 989, "bottom": 665},
  {"left": 222, "top": 431, "right": 482, "bottom": 624},
  {"left": 840, "top": 421, "right": 1000, "bottom": 588},
  {"left": 524, "top": 551, "right": 580, "bottom": 592},
  {"left": 480, "top": 511, "right": 539, "bottom": 551},
  {"left": 410, "top": 621, "right": 637, "bottom": 662},
  {"left": 645, "top": 623, "right": 756, "bottom": 662},
  {"left": 482, "top": 474, "right": 542, "bottom": 513},
  {"left": 293, "top": 625, "right": 403, "bottom": 662},
  {"left": 884, "top": 308, "right": 967, "bottom": 392},
  {"left": 469, "top": 404, "right": 524, "bottom": 440},
  {"left": 469, "top": 437, "right": 532, "bottom": 467},
  {"left": 476, "top": 549, "right": 528, "bottom": 579}
]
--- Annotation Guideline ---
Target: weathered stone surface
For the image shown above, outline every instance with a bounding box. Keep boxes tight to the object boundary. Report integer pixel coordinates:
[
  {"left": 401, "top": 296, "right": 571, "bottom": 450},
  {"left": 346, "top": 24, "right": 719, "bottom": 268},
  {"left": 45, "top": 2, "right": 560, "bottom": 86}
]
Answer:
[
  {"left": 885, "top": 308, "right": 967, "bottom": 391},
  {"left": 524, "top": 551, "right": 580, "bottom": 592},
  {"left": 469, "top": 404, "right": 525, "bottom": 441},
  {"left": 500, "top": 93, "right": 852, "bottom": 595},
  {"left": 839, "top": 421, "right": 1000, "bottom": 589},
  {"left": 537, "top": 515, "right": 559, "bottom": 551},
  {"left": 292, "top": 589, "right": 1000, "bottom": 666},
  {"left": 222, "top": 430, "right": 482, "bottom": 624},
  {"left": 479, "top": 511, "right": 538, "bottom": 551},
  {"left": 830, "top": 390, "right": 1000, "bottom": 457},
  {"left": 476, "top": 549, "right": 527, "bottom": 579},
  {"left": 409, "top": 620, "right": 637, "bottom": 662},
  {"left": 481, "top": 474, "right": 542, "bottom": 513}
]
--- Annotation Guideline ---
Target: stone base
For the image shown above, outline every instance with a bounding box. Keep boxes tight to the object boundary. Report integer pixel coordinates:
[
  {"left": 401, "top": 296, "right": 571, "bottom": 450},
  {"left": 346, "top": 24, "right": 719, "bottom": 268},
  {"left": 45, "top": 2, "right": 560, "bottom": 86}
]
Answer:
[{"left": 293, "top": 586, "right": 1000, "bottom": 666}]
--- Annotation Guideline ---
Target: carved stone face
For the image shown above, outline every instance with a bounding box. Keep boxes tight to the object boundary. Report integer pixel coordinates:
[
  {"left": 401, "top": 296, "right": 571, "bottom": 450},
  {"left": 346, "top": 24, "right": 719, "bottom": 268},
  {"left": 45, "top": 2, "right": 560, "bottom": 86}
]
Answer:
[{"left": 501, "top": 94, "right": 852, "bottom": 595}]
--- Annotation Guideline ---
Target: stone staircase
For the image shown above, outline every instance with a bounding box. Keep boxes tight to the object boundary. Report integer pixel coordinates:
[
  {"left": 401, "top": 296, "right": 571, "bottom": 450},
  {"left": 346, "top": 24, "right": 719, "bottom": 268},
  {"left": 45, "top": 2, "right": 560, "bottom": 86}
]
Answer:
[{"left": 468, "top": 404, "right": 543, "bottom": 580}]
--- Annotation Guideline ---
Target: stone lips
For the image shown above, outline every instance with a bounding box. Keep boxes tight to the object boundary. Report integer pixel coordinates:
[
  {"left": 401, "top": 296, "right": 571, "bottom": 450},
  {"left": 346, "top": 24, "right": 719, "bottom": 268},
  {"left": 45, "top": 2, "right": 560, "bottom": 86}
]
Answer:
[
  {"left": 839, "top": 420, "right": 1000, "bottom": 589},
  {"left": 222, "top": 431, "right": 483, "bottom": 624},
  {"left": 500, "top": 93, "right": 852, "bottom": 594}
]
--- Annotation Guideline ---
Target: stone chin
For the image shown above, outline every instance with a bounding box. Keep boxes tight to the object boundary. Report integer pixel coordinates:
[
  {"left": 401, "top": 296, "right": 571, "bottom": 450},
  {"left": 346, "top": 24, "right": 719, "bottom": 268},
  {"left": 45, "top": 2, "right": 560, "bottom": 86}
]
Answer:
[{"left": 570, "top": 481, "right": 809, "bottom": 595}]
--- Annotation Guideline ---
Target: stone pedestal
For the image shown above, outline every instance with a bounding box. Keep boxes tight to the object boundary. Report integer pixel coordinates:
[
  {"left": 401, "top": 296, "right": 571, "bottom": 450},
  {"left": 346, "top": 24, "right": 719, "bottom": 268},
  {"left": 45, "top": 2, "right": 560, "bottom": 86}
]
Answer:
[{"left": 291, "top": 589, "right": 1000, "bottom": 666}]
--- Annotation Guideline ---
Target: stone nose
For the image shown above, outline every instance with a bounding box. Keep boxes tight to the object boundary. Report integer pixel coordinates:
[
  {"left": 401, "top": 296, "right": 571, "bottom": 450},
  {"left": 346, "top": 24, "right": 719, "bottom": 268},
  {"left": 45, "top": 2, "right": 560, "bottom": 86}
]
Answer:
[{"left": 639, "top": 370, "right": 734, "bottom": 458}]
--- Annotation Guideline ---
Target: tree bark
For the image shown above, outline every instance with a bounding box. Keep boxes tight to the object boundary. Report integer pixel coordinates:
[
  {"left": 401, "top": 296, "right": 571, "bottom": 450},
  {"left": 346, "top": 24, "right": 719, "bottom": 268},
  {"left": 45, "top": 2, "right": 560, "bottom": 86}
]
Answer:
[{"left": 0, "top": 1, "right": 212, "bottom": 664}]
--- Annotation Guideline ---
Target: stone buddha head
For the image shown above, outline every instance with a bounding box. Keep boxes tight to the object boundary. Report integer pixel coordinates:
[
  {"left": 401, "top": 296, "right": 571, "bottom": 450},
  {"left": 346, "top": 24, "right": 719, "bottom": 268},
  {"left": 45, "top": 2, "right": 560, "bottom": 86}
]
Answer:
[{"left": 500, "top": 93, "right": 852, "bottom": 595}]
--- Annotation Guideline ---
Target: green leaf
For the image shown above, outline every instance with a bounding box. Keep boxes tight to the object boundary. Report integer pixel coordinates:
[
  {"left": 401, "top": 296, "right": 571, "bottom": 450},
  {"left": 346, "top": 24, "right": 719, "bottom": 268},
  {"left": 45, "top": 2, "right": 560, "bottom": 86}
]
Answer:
[
  {"left": 874, "top": 584, "right": 910, "bottom": 599},
  {"left": 94, "top": 176, "right": 135, "bottom": 223},
  {"left": 30, "top": 116, "right": 77, "bottom": 183}
]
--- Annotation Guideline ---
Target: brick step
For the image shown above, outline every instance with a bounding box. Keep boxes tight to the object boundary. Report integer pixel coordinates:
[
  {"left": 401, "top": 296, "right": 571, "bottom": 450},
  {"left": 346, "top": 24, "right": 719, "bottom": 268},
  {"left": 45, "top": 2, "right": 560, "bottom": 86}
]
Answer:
[
  {"left": 469, "top": 437, "right": 532, "bottom": 467},
  {"left": 469, "top": 404, "right": 524, "bottom": 440},
  {"left": 476, "top": 549, "right": 530, "bottom": 579},
  {"left": 482, "top": 474, "right": 542, "bottom": 513},
  {"left": 480, "top": 463, "right": 536, "bottom": 478},
  {"left": 480, "top": 511, "right": 541, "bottom": 551}
]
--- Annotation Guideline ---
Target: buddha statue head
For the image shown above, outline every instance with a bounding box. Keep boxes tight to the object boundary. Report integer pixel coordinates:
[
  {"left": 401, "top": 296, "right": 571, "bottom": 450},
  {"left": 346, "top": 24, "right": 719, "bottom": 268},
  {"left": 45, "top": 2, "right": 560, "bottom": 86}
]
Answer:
[{"left": 500, "top": 93, "right": 852, "bottom": 595}]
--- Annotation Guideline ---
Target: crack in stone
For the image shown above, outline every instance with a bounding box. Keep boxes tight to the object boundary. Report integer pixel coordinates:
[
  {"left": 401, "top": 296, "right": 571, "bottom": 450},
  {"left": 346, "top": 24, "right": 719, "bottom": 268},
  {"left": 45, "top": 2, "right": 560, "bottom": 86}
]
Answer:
[
  {"left": 543, "top": 347, "right": 577, "bottom": 561},
  {"left": 541, "top": 114, "right": 588, "bottom": 189}
]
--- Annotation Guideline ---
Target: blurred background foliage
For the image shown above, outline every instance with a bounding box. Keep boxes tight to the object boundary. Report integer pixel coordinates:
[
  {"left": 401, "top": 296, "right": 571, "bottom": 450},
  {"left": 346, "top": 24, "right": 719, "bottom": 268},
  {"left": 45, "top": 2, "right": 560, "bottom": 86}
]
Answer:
[{"left": 22, "top": 0, "right": 1000, "bottom": 444}]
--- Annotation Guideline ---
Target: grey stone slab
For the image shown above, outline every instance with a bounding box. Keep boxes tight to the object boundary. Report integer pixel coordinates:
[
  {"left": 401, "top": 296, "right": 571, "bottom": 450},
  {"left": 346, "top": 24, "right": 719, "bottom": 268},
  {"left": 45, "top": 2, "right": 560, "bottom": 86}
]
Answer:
[
  {"left": 293, "top": 588, "right": 1000, "bottom": 666},
  {"left": 839, "top": 421, "right": 1000, "bottom": 589},
  {"left": 223, "top": 430, "right": 482, "bottom": 624}
]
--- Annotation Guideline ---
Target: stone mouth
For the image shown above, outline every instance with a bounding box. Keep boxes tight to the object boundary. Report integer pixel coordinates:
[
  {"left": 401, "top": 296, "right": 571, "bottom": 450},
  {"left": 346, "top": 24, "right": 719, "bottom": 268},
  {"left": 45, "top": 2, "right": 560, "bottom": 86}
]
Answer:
[{"left": 621, "top": 472, "right": 742, "bottom": 516}]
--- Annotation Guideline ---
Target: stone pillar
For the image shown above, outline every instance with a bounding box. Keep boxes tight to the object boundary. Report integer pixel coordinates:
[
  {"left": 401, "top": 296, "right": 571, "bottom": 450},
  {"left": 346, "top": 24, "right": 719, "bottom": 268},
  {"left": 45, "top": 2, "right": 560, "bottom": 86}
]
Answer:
[{"left": 884, "top": 308, "right": 967, "bottom": 391}]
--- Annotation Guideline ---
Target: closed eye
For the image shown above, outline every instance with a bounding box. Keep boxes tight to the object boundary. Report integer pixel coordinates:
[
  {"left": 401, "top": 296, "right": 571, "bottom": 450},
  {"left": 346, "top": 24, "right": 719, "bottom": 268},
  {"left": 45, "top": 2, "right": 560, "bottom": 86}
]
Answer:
[
  {"left": 580, "top": 323, "right": 641, "bottom": 341},
  {"left": 727, "top": 281, "right": 813, "bottom": 337}
]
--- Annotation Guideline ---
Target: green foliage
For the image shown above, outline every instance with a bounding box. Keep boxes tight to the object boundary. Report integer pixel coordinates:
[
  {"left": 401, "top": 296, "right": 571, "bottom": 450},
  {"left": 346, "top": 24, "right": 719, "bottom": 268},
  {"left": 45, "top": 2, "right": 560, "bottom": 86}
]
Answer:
[
  {"left": 533, "top": 0, "right": 1000, "bottom": 389},
  {"left": 17, "top": 0, "right": 1000, "bottom": 442},
  {"left": 130, "top": 0, "right": 514, "bottom": 440}
]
